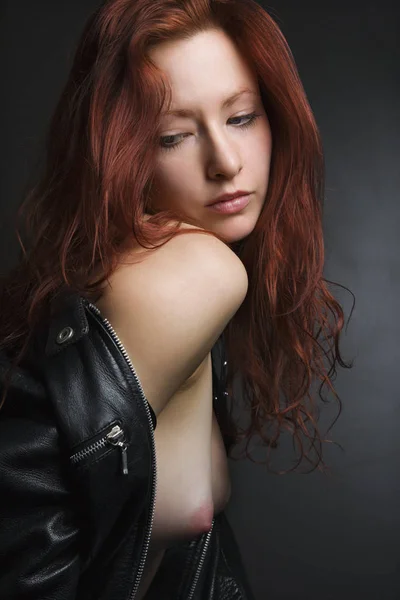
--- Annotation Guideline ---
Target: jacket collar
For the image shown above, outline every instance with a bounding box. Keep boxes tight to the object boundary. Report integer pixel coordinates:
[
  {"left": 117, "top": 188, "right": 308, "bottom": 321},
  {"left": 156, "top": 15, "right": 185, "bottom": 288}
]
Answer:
[{"left": 45, "top": 291, "right": 89, "bottom": 357}]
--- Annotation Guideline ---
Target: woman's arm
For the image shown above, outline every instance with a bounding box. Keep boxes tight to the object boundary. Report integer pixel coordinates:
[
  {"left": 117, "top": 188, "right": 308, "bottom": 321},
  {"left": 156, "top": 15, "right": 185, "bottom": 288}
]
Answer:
[{"left": 94, "top": 228, "right": 246, "bottom": 545}]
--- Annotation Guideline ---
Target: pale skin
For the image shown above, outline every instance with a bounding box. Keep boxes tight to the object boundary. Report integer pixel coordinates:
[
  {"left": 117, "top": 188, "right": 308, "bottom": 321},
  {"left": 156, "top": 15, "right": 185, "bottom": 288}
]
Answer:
[
  {"left": 147, "top": 27, "right": 272, "bottom": 248},
  {"left": 97, "top": 27, "right": 272, "bottom": 599}
]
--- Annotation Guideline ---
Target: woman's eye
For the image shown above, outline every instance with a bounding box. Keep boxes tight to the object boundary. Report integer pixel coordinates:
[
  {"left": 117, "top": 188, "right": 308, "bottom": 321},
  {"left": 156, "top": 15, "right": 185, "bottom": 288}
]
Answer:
[
  {"left": 228, "top": 112, "right": 260, "bottom": 128},
  {"left": 159, "top": 111, "right": 261, "bottom": 151},
  {"left": 159, "top": 133, "right": 189, "bottom": 151}
]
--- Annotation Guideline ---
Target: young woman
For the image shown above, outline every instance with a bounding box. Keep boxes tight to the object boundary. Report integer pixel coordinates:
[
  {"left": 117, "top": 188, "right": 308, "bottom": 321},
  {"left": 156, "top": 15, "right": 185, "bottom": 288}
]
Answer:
[{"left": 0, "top": 0, "right": 352, "bottom": 598}]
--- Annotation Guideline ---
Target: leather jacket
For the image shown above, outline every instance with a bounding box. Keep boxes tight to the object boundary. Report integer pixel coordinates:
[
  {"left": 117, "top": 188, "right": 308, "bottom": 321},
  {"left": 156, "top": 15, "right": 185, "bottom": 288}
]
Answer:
[{"left": 0, "top": 291, "right": 255, "bottom": 600}]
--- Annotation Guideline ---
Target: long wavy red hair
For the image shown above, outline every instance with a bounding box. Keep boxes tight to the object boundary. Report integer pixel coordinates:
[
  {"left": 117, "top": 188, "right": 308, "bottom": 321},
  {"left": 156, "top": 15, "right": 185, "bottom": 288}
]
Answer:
[{"left": 0, "top": 0, "right": 353, "bottom": 474}]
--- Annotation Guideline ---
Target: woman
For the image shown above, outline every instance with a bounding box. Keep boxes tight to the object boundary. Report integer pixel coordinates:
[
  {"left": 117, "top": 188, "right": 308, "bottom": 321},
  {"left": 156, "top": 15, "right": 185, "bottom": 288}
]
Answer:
[{"left": 0, "top": 0, "right": 352, "bottom": 598}]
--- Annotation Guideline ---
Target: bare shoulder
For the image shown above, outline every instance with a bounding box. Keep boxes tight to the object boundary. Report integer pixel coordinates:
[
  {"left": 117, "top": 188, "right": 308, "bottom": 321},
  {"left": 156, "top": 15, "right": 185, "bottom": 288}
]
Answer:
[
  {"left": 95, "top": 224, "right": 248, "bottom": 416},
  {"left": 121, "top": 218, "right": 247, "bottom": 284}
]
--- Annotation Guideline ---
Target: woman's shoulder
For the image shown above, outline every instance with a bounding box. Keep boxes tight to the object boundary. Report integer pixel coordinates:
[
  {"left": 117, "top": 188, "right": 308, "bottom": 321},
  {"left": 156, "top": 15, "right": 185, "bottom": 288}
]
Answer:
[
  {"left": 104, "top": 217, "right": 248, "bottom": 318},
  {"left": 93, "top": 223, "right": 247, "bottom": 417},
  {"left": 118, "top": 217, "right": 247, "bottom": 273}
]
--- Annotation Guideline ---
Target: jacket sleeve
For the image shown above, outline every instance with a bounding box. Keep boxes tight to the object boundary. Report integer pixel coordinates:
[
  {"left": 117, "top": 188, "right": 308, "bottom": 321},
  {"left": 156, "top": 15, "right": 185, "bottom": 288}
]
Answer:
[{"left": 0, "top": 384, "right": 81, "bottom": 600}]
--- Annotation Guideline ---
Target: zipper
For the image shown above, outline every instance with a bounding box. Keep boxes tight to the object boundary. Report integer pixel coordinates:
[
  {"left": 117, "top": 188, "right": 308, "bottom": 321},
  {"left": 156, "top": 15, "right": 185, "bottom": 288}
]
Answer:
[
  {"left": 185, "top": 518, "right": 215, "bottom": 600},
  {"left": 84, "top": 300, "right": 158, "bottom": 600},
  {"left": 184, "top": 341, "right": 226, "bottom": 598},
  {"left": 70, "top": 423, "right": 129, "bottom": 475},
  {"left": 185, "top": 337, "right": 227, "bottom": 597}
]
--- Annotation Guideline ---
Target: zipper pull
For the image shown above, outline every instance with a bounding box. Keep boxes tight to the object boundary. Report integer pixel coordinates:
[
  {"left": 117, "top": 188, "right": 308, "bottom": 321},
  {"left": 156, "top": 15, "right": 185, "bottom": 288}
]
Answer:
[{"left": 106, "top": 425, "right": 129, "bottom": 475}]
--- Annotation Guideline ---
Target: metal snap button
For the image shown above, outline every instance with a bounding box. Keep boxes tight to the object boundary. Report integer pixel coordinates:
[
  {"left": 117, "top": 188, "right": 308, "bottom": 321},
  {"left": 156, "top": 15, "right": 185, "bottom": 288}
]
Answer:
[{"left": 56, "top": 326, "right": 74, "bottom": 344}]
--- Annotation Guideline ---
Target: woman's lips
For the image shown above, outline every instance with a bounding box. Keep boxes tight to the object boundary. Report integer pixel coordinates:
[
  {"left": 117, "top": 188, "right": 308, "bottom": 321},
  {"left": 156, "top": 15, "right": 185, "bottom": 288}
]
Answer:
[{"left": 206, "top": 193, "right": 251, "bottom": 214}]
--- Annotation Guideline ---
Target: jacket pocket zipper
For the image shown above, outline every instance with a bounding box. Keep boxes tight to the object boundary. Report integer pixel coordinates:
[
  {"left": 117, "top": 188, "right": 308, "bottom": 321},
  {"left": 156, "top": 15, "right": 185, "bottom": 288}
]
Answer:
[
  {"left": 84, "top": 299, "right": 158, "bottom": 600},
  {"left": 70, "top": 423, "right": 129, "bottom": 475}
]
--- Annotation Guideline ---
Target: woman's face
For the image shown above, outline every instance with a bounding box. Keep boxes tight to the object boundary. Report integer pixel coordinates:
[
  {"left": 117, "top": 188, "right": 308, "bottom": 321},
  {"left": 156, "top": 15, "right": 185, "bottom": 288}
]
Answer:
[{"left": 148, "top": 28, "right": 272, "bottom": 246}]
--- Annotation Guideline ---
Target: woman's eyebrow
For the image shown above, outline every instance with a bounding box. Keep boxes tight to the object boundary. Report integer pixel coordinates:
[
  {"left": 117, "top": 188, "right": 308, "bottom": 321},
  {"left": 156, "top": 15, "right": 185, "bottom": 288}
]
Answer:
[{"left": 161, "top": 88, "right": 257, "bottom": 118}]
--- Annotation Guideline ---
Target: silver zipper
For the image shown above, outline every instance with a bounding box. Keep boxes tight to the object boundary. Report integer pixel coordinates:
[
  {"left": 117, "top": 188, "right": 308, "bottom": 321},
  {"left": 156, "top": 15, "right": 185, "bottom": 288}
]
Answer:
[
  {"left": 70, "top": 423, "right": 129, "bottom": 475},
  {"left": 185, "top": 340, "right": 226, "bottom": 597},
  {"left": 186, "top": 518, "right": 215, "bottom": 600},
  {"left": 85, "top": 300, "right": 157, "bottom": 600},
  {"left": 106, "top": 424, "right": 129, "bottom": 475}
]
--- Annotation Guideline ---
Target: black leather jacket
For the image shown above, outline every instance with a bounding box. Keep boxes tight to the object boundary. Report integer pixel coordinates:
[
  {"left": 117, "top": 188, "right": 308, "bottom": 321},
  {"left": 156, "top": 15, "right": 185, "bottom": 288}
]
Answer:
[{"left": 0, "top": 291, "right": 255, "bottom": 600}]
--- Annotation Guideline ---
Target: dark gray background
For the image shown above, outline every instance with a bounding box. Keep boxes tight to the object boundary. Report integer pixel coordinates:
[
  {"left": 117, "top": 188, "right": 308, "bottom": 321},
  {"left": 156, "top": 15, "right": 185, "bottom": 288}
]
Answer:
[{"left": 1, "top": 1, "right": 399, "bottom": 599}]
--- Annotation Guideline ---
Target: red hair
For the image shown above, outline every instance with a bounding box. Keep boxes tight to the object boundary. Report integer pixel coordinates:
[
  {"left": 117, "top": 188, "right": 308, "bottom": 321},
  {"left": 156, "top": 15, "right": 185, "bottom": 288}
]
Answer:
[{"left": 0, "top": 0, "right": 353, "bottom": 474}]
